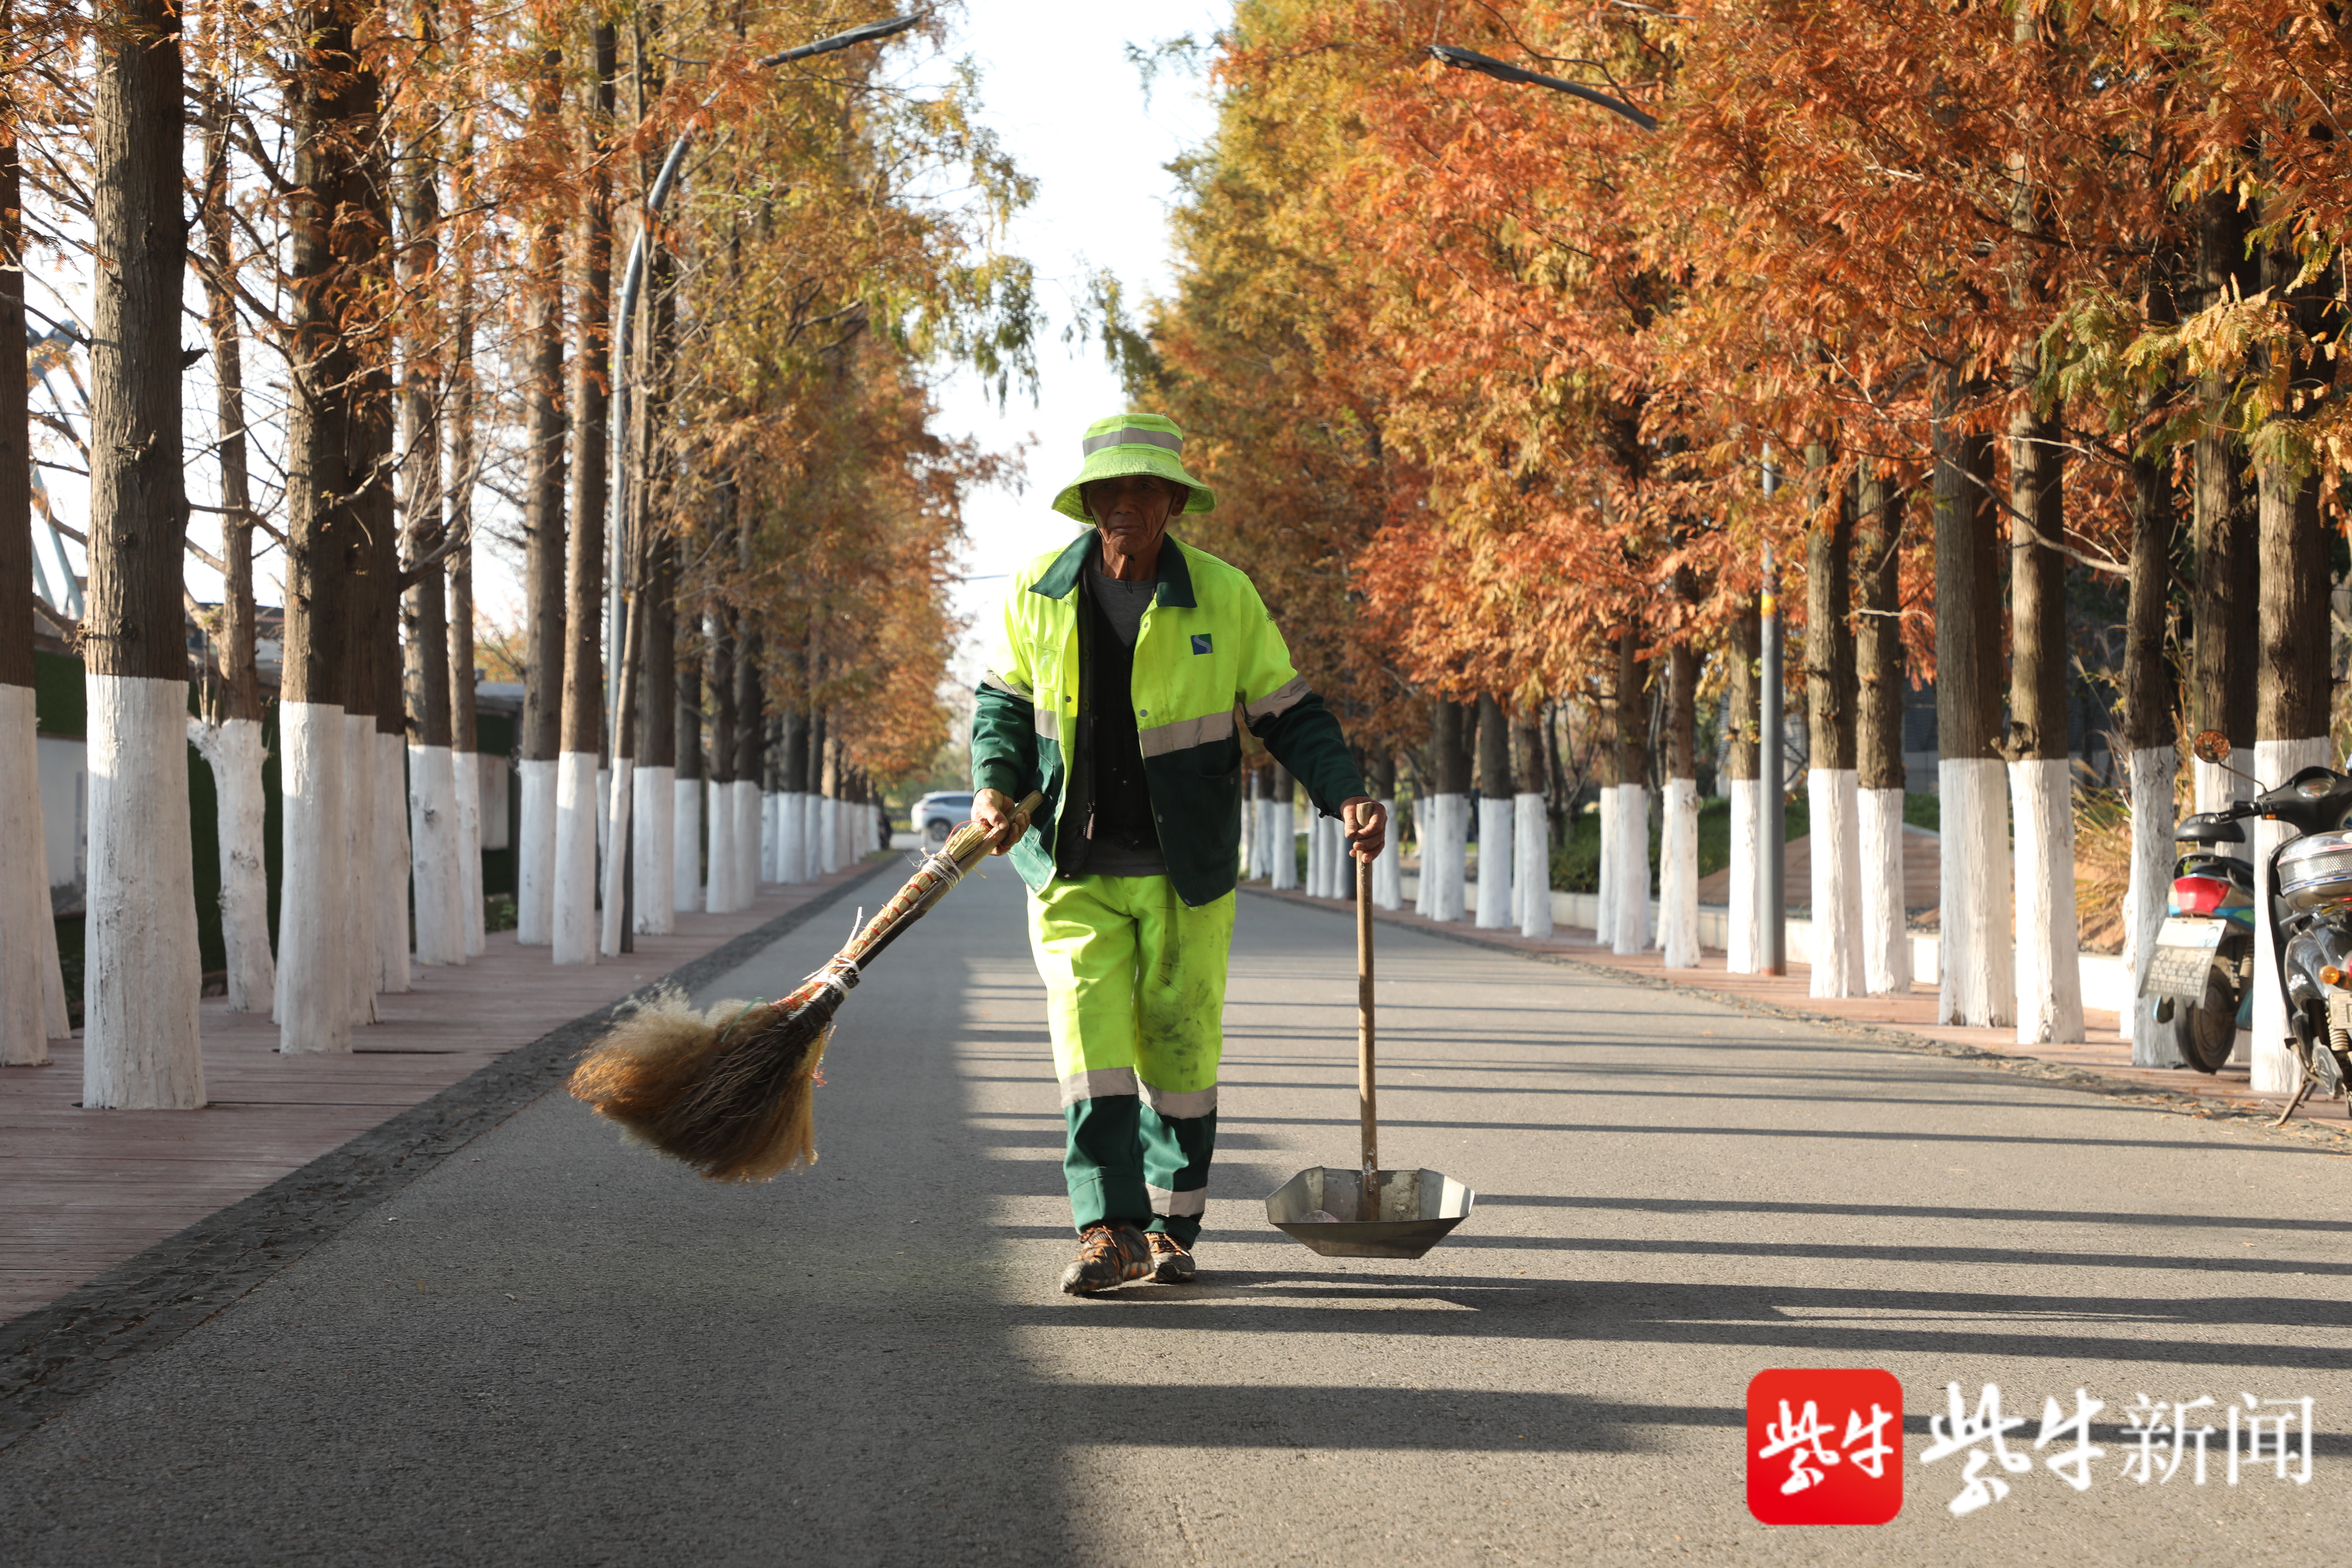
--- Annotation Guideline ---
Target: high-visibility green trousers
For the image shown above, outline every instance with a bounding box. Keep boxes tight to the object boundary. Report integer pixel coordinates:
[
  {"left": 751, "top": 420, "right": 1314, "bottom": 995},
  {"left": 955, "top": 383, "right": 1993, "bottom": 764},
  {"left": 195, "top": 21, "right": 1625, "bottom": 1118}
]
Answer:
[{"left": 1027, "top": 875, "right": 1235, "bottom": 1248}]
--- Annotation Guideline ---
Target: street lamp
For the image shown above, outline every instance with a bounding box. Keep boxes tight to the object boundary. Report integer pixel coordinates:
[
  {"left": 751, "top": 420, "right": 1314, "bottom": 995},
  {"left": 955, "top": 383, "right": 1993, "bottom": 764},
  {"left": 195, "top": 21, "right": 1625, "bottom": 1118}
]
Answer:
[
  {"left": 1427, "top": 39, "right": 1784, "bottom": 971},
  {"left": 599, "top": 10, "right": 926, "bottom": 954}
]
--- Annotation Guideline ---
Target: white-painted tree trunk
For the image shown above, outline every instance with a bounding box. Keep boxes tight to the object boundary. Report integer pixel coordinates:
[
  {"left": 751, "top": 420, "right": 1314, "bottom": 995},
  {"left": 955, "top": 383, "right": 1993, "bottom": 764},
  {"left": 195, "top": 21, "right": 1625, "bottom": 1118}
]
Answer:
[
  {"left": 635, "top": 765, "right": 674, "bottom": 936},
  {"left": 1476, "top": 796, "right": 1513, "bottom": 928},
  {"left": 1303, "top": 808, "right": 1323, "bottom": 895},
  {"left": 1426, "top": 794, "right": 1465, "bottom": 920},
  {"left": 1, "top": 686, "right": 53, "bottom": 1063},
  {"left": 1322, "top": 813, "right": 1346, "bottom": 896},
  {"left": 277, "top": 701, "right": 349, "bottom": 1053},
  {"left": 1259, "top": 797, "right": 1278, "bottom": 883},
  {"left": 598, "top": 755, "right": 634, "bottom": 957},
  {"left": 1658, "top": 778, "right": 1698, "bottom": 967},
  {"left": 738, "top": 781, "right": 765, "bottom": 889},
  {"left": 1596, "top": 788, "right": 1619, "bottom": 942},
  {"left": 552, "top": 749, "right": 598, "bottom": 964},
  {"left": 1612, "top": 783, "right": 1649, "bottom": 955},
  {"left": 1806, "top": 768, "right": 1864, "bottom": 998},
  {"left": 2253, "top": 737, "right": 2333, "bottom": 1093},
  {"left": 1270, "top": 800, "right": 1298, "bottom": 891},
  {"left": 1411, "top": 802, "right": 1430, "bottom": 914},
  {"left": 82, "top": 674, "right": 205, "bottom": 1108},
  {"left": 378, "top": 732, "right": 411, "bottom": 993},
  {"left": 1515, "top": 792, "right": 1552, "bottom": 941},
  {"left": 2009, "top": 755, "right": 2085, "bottom": 1044},
  {"left": 2124, "top": 746, "right": 2181, "bottom": 1067},
  {"left": 705, "top": 776, "right": 733, "bottom": 912},
  {"left": 673, "top": 776, "right": 702, "bottom": 912},
  {"left": 406, "top": 741, "right": 462, "bottom": 965},
  {"left": 1239, "top": 796, "right": 1256, "bottom": 880},
  {"left": 596, "top": 766, "right": 611, "bottom": 874},
  {"left": 817, "top": 792, "right": 840, "bottom": 877},
  {"left": 37, "top": 887, "right": 70, "bottom": 1039},
  {"left": 1859, "top": 786, "right": 1909, "bottom": 996},
  {"left": 453, "top": 750, "right": 485, "bottom": 957},
  {"left": 788, "top": 792, "right": 813, "bottom": 883},
  {"left": 1936, "top": 756, "right": 2015, "bottom": 1028},
  {"left": 1373, "top": 795, "right": 1403, "bottom": 910},
  {"left": 183, "top": 715, "right": 277, "bottom": 1012},
  {"left": 1727, "top": 778, "right": 1759, "bottom": 974},
  {"left": 344, "top": 716, "right": 379, "bottom": 1023},
  {"left": 516, "top": 758, "right": 556, "bottom": 945}
]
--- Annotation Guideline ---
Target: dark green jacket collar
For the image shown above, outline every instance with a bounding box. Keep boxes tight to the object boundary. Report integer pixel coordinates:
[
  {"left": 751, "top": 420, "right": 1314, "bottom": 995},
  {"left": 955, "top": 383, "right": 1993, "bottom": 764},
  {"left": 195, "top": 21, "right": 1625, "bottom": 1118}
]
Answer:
[{"left": 1030, "top": 530, "right": 1197, "bottom": 610}]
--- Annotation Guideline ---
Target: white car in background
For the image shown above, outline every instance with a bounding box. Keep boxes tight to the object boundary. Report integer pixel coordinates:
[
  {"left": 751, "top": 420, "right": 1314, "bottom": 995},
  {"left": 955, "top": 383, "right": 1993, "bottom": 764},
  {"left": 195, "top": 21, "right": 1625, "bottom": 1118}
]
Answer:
[{"left": 913, "top": 791, "right": 975, "bottom": 846}]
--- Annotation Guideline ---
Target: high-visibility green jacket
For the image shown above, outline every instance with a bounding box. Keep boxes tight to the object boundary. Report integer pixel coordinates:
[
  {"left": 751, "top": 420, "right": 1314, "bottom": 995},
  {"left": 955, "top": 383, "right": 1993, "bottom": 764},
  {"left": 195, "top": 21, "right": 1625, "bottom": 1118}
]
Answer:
[{"left": 972, "top": 531, "right": 1367, "bottom": 907}]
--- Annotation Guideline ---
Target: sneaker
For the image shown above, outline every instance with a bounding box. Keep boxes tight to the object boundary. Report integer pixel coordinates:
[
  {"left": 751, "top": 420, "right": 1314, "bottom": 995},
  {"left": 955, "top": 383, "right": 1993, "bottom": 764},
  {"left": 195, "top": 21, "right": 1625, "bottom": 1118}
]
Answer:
[
  {"left": 1145, "top": 1232, "right": 1196, "bottom": 1284},
  {"left": 1061, "top": 1222, "right": 1151, "bottom": 1295}
]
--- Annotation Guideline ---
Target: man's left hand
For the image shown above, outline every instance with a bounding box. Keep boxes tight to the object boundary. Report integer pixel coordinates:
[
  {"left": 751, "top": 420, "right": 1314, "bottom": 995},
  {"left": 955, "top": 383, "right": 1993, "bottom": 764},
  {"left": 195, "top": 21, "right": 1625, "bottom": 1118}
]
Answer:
[{"left": 1340, "top": 796, "right": 1387, "bottom": 862}]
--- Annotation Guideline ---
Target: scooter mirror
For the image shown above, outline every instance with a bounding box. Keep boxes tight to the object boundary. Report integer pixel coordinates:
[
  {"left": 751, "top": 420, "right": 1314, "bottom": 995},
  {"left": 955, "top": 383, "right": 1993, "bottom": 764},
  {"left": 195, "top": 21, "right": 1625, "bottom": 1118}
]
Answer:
[{"left": 2191, "top": 729, "right": 2233, "bottom": 764}]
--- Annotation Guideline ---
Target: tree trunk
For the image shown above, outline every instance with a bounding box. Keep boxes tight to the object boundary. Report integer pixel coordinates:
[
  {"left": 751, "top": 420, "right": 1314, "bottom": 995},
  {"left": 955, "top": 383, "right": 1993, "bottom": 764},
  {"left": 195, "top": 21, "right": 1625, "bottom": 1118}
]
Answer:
[
  {"left": 447, "top": 236, "right": 485, "bottom": 958},
  {"left": 0, "top": 48, "right": 58, "bottom": 1063},
  {"left": 1368, "top": 747, "right": 1402, "bottom": 911},
  {"left": 2250, "top": 237, "right": 2337, "bottom": 1093},
  {"left": 2007, "top": 402, "right": 2083, "bottom": 1043},
  {"left": 1423, "top": 697, "right": 1469, "bottom": 919},
  {"left": 1855, "top": 470, "right": 1910, "bottom": 996},
  {"left": 819, "top": 726, "right": 843, "bottom": 876},
  {"left": 398, "top": 54, "right": 461, "bottom": 968},
  {"left": 706, "top": 609, "right": 738, "bottom": 911},
  {"left": 2192, "top": 186, "right": 2259, "bottom": 818},
  {"left": 516, "top": 42, "right": 566, "bottom": 948},
  {"left": 635, "top": 534, "right": 677, "bottom": 934},
  {"left": 1474, "top": 693, "right": 1513, "bottom": 928},
  {"left": 673, "top": 634, "right": 704, "bottom": 915},
  {"left": 1805, "top": 445, "right": 1862, "bottom": 997},
  {"left": 1658, "top": 630, "right": 1698, "bottom": 967},
  {"left": 1269, "top": 760, "right": 1298, "bottom": 892},
  {"left": 2124, "top": 391, "right": 2180, "bottom": 1068},
  {"left": 551, "top": 22, "right": 616, "bottom": 966},
  {"left": 1611, "top": 630, "right": 1649, "bottom": 955},
  {"left": 779, "top": 651, "right": 812, "bottom": 884},
  {"left": 1724, "top": 602, "right": 1760, "bottom": 974},
  {"left": 84, "top": 0, "right": 203, "bottom": 1106},
  {"left": 1933, "top": 371, "right": 2014, "bottom": 1027},
  {"left": 734, "top": 623, "right": 765, "bottom": 894}
]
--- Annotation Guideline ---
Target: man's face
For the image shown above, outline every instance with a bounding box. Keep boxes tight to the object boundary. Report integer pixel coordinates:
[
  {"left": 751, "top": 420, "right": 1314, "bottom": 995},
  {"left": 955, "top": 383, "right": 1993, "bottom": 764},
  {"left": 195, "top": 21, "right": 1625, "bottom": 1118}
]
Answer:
[{"left": 1085, "top": 474, "right": 1185, "bottom": 558}]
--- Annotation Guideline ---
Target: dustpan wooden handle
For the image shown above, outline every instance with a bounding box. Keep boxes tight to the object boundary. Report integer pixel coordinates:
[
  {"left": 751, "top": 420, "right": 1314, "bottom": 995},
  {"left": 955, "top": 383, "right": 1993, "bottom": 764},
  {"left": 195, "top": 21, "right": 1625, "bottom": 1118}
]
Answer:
[{"left": 1357, "top": 852, "right": 1376, "bottom": 1186}]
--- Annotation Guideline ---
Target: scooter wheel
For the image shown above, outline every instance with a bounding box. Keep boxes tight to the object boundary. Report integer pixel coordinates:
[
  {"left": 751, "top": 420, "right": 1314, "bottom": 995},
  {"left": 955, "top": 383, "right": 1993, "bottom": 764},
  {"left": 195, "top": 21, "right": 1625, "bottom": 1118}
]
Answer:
[{"left": 2163, "top": 977, "right": 2238, "bottom": 1075}]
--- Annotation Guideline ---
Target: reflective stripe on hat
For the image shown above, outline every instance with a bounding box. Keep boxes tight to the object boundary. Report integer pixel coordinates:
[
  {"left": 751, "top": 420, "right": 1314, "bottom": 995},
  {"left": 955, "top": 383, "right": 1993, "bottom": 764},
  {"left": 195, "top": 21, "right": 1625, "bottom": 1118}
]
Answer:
[{"left": 1082, "top": 425, "right": 1184, "bottom": 456}]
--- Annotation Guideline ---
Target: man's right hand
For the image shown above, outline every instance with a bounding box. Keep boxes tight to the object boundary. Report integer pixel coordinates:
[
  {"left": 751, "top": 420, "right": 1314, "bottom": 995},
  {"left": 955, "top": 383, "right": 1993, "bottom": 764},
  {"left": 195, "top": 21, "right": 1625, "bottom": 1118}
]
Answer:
[{"left": 972, "top": 788, "right": 1030, "bottom": 855}]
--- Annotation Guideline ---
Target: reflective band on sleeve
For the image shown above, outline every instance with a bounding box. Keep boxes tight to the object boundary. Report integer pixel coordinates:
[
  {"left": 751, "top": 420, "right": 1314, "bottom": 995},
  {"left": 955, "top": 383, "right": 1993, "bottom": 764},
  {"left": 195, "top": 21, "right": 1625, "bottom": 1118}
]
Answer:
[
  {"left": 1137, "top": 709, "right": 1234, "bottom": 759},
  {"left": 1034, "top": 705, "right": 1062, "bottom": 741},
  {"left": 1081, "top": 426, "right": 1184, "bottom": 456},
  {"left": 1244, "top": 675, "right": 1312, "bottom": 724},
  {"left": 1147, "top": 1184, "right": 1209, "bottom": 1217},
  {"left": 1140, "top": 1080, "right": 1218, "bottom": 1119},
  {"left": 1059, "top": 1066, "right": 1140, "bottom": 1106},
  {"left": 981, "top": 668, "right": 1031, "bottom": 698}
]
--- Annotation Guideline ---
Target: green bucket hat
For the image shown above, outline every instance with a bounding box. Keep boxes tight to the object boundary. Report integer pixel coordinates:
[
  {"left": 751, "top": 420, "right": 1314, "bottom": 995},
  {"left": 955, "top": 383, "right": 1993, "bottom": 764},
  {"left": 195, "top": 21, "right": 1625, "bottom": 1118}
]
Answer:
[{"left": 1050, "top": 412, "right": 1217, "bottom": 523}]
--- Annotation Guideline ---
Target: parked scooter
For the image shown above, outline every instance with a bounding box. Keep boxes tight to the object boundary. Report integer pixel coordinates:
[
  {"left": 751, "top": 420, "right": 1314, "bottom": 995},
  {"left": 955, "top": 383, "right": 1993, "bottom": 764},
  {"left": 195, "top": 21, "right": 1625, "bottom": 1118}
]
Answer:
[{"left": 2140, "top": 730, "right": 2352, "bottom": 1120}]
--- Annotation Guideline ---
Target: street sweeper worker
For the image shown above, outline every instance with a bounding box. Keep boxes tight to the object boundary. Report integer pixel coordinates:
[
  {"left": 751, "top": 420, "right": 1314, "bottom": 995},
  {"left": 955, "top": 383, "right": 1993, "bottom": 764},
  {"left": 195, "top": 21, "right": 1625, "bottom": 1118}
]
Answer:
[{"left": 970, "top": 412, "right": 1386, "bottom": 1295}]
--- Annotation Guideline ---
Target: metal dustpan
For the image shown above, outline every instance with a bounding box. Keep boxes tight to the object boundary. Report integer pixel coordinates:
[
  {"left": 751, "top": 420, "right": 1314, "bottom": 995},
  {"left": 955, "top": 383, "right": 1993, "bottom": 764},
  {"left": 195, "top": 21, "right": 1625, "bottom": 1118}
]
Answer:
[{"left": 1266, "top": 856, "right": 1475, "bottom": 1260}]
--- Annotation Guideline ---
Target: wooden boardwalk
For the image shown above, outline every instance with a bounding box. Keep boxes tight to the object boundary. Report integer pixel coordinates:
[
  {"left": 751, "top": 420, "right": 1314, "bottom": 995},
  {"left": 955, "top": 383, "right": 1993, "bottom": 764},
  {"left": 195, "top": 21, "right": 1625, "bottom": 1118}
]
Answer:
[
  {"left": 0, "top": 859, "right": 890, "bottom": 1322},
  {"left": 1255, "top": 882, "right": 2331, "bottom": 1133}
]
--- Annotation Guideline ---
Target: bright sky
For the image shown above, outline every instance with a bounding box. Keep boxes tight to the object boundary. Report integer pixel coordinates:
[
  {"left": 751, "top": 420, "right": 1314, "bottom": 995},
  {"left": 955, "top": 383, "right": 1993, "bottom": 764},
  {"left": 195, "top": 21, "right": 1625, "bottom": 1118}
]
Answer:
[
  {"left": 911, "top": 2, "right": 1228, "bottom": 684},
  {"left": 23, "top": 4, "right": 1232, "bottom": 688}
]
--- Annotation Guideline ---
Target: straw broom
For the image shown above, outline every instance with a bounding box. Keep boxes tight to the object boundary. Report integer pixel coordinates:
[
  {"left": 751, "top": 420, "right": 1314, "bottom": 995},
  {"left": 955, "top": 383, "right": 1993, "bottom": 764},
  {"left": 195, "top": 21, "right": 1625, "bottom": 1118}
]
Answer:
[{"left": 568, "top": 791, "right": 1041, "bottom": 1182}]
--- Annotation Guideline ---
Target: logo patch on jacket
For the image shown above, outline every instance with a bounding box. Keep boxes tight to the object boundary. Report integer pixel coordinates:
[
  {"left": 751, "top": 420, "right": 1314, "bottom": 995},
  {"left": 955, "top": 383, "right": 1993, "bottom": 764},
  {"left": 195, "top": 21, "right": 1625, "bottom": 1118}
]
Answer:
[{"left": 1190, "top": 634, "right": 1213, "bottom": 655}]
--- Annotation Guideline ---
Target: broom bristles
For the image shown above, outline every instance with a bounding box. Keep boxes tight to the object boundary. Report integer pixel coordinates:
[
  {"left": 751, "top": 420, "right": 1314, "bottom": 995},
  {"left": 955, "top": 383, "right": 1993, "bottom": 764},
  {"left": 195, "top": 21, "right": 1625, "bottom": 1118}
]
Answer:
[
  {"left": 568, "top": 987, "right": 834, "bottom": 1182},
  {"left": 567, "top": 790, "right": 1041, "bottom": 1184}
]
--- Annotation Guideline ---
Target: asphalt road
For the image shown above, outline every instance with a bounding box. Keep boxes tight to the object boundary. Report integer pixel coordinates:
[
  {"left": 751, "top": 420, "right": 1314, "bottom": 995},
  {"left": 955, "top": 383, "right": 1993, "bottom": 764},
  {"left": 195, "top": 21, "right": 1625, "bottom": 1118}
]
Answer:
[{"left": 4, "top": 856, "right": 2349, "bottom": 1564}]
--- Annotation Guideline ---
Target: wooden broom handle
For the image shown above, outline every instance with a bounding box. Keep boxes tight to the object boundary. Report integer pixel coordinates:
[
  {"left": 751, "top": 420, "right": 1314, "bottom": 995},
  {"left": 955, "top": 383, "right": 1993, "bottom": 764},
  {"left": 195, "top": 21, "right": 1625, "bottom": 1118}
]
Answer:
[{"left": 1358, "top": 852, "right": 1377, "bottom": 1192}]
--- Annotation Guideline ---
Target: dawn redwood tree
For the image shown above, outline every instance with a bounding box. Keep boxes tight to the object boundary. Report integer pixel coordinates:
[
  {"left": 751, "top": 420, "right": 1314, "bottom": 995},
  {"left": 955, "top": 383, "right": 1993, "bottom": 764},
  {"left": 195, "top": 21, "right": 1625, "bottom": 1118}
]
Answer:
[
  {"left": 1804, "top": 444, "right": 1862, "bottom": 998},
  {"left": 1420, "top": 698, "right": 1468, "bottom": 917},
  {"left": 0, "top": 42, "right": 56, "bottom": 1065},
  {"left": 1511, "top": 710, "right": 1551, "bottom": 939},
  {"left": 672, "top": 634, "right": 704, "bottom": 913},
  {"left": 1723, "top": 603, "right": 1760, "bottom": 975},
  {"left": 83, "top": 0, "right": 204, "bottom": 1106},
  {"left": 1610, "top": 629, "right": 1648, "bottom": 957},
  {"left": 1474, "top": 692, "right": 1513, "bottom": 929},
  {"left": 1657, "top": 636, "right": 1699, "bottom": 967},
  {"left": 551, "top": 17, "right": 617, "bottom": 966},
  {"left": 187, "top": 12, "right": 273, "bottom": 1015},
  {"left": 516, "top": 39, "right": 566, "bottom": 949},
  {"left": 1934, "top": 374, "right": 2014, "bottom": 1029},
  {"left": 1854, "top": 470, "right": 1909, "bottom": 997}
]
